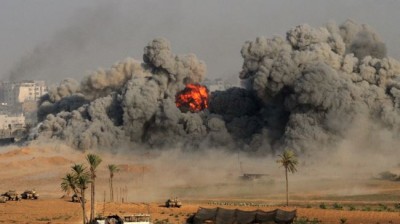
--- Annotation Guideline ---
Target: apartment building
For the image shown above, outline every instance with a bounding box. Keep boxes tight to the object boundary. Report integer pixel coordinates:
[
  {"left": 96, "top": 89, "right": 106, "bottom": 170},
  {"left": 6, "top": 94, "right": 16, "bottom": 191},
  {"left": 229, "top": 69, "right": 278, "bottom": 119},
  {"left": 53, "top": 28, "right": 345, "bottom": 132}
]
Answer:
[{"left": 1, "top": 80, "right": 47, "bottom": 105}]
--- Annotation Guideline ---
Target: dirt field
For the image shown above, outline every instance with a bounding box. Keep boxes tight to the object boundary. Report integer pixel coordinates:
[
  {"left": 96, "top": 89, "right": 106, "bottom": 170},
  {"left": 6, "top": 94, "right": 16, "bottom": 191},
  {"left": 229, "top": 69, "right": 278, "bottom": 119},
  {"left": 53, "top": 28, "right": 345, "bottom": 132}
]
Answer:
[
  {"left": 1, "top": 144, "right": 400, "bottom": 223},
  {"left": 1, "top": 198, "right": 400, "bottom": 224}
]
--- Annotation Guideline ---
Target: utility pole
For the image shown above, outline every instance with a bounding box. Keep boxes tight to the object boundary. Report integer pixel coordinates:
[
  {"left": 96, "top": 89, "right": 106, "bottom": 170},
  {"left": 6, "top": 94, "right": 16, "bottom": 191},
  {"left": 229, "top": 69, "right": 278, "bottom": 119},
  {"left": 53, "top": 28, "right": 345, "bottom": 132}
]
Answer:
[{"left": 103, "top": 190, "right": 106, "bottom": 216}]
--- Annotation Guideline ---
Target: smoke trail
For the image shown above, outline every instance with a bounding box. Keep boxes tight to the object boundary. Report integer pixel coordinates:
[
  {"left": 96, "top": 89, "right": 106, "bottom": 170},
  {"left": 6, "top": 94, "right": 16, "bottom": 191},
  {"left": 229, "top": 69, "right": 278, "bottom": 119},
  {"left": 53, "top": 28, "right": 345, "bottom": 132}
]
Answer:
[{"left": 5, "top": 4, "right": 119, "bottom": 83}]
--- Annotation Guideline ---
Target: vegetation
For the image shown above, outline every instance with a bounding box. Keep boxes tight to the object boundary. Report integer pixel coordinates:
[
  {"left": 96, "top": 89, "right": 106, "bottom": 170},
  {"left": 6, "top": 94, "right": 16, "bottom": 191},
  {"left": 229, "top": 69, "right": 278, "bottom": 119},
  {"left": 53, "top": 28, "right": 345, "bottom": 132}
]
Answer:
[
  {"left": 362, "top": 206, "right": 371, "bottom": 211},
  {"left": 333, "top": 203, "right": 343, "bottom": 210},
  {"left": 277, "top": 149, "right": 298, "bottom": 206},
  {"left": 61, "top": 164, "right": 90, "bottom": 224},
  {"left": 107, "top": 164, "right": 120, "bottom": 202},
  {"left": 293, "top": 217, "right": 321, "bottom": 224},
  {"left": 319, "top": 203, "right": 327, "bottom": 209},
  {"left": 86, "top": 154, "right": 103, "bottom": 224}
]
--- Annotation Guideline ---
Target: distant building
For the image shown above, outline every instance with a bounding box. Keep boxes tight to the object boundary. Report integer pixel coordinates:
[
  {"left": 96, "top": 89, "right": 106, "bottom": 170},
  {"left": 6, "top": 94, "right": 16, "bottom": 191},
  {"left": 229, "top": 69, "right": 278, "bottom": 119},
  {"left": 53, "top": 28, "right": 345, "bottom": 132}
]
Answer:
[
  {"left": 1, "top": 80, "right": 47, "bottom": 105},
  {"left": 0, "top": 114, "right": 25, "bottom": 130},
  {"left": 0, "top": 80, "right": 47, "bottom": 127},
  {"left": 202, "top": 78, "right": 233, "bottom": 92}
]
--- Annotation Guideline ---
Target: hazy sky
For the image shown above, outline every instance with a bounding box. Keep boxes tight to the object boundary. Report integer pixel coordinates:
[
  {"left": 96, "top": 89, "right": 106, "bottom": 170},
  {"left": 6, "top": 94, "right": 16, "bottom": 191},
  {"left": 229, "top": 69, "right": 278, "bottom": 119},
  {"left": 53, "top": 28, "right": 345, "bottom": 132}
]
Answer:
[{"left": 0, "top": 0, "right": 399, "bottom": 84}]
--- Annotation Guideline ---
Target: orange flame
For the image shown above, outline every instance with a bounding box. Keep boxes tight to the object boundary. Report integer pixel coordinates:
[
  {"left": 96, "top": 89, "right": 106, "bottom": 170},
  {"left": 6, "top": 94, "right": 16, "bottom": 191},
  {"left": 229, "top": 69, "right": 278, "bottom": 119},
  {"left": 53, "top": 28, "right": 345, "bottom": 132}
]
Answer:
[{"left": 175, "top": 84, "right": 209, "bottom": 112}]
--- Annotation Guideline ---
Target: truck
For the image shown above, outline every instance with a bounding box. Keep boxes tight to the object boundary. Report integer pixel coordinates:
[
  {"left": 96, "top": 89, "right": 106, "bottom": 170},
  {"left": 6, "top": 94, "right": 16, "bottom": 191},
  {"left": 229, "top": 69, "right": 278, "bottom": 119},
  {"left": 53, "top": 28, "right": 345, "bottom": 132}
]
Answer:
[
  {"left": 165, "top": 198, "right": 182, "bottom": 208},
  {"left": 2, "top": 190, "right": 21, "bottom": 201},
  {"left": 21, "top": 190, "right": 39, "bottom": 199}
]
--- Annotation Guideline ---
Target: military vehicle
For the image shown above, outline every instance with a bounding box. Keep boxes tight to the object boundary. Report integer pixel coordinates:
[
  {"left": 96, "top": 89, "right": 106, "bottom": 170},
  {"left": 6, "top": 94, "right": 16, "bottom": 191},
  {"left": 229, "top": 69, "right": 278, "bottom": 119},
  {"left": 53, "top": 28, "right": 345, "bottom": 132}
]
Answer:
[
  {"left": 165, "top": 198, "right": 182, "bottom": 208},
  {"left": 2, "top": 190, "right": 21, "bottom": 201},
  {"left": 239, "top": 173, "right": 269, "bottom": 182},
  {"left": 21, "top": 190, "right": 39, "bottom": 199},
  {"left": 0, "top": 196, "right": 6, "bottom": 203}
]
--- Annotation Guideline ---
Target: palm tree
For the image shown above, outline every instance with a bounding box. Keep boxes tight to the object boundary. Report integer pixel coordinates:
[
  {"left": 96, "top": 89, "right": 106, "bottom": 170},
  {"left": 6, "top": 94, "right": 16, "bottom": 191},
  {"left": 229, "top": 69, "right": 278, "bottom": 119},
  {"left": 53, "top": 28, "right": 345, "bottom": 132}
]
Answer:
[
  {"left": 72, "top": 163, "right": 87, "bottom": 177},
  {"left": 276, "top": 149, "right": 298, "bottom": 206},
  {"left": 107, "top": 164, "right": 120, "bottom": 202},
  {"left": 61, "top": 173, "right": 77, "bottom": 196},
  {"left": 76, "top": 174, "right": 90, "bottom": 224},
  {"left": 61, "top": 164, "right": 90, "bottom": 224},
  {"left": 86, "top": 154, "right": 102, "bottom": 223}
]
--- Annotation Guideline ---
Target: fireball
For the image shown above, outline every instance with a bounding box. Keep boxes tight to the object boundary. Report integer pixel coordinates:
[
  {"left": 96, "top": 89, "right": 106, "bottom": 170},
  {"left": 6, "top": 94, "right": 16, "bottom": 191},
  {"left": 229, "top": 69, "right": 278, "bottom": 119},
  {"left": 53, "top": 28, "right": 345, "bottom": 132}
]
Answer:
[{"left": 175, "top": 84, "right": 209, "bottom": 112}]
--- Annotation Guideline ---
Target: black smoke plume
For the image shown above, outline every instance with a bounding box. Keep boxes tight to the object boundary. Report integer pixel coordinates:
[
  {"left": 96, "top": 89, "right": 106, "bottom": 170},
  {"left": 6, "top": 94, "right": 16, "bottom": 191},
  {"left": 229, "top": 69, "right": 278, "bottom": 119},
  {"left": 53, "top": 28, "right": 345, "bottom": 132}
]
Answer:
[{"left": 36, "top": 20, "right": 400, "bottom": 154}]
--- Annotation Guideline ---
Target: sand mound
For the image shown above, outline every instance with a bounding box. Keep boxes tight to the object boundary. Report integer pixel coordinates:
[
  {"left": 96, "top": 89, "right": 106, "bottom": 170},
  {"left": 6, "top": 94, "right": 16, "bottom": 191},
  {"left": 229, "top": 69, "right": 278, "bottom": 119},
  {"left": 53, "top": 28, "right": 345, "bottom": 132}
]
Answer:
[{"left": 0, "top": 147, "right": 32, "bottom": 158}]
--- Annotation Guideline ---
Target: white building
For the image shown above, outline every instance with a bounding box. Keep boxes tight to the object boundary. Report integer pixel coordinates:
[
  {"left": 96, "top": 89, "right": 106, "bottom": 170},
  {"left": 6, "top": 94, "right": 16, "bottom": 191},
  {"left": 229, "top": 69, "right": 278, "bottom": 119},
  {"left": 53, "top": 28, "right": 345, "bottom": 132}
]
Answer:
[
  {"left": 1, "top": 80, "right": 47, "bottom": 105},
  {"left": 0, "top": 114, "right": 25, "bottom": 130}
]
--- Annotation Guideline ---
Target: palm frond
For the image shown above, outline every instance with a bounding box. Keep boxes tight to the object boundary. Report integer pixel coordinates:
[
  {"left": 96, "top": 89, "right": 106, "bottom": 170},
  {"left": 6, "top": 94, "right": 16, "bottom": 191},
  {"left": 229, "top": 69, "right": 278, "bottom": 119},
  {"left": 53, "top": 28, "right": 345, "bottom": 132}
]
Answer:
[
  {"left": 277, "top": 149, "right": 298, "bottom": 174},
  {"left": 86, "top": 154, "right": 102, "bottom": 171},
  {"left": 71, "top": 164, "right": 86, "bottom": 176},
  {"left": 108, "top": 164, "right": 120, "bottom": 174},
  {"left": 61, "top": 173, "right": 77, "bottom": 193}
]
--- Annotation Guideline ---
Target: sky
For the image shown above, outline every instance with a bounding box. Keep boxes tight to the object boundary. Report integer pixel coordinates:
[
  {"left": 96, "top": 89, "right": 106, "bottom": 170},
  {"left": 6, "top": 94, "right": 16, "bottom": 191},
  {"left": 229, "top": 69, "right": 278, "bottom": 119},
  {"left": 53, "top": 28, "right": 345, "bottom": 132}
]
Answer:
[{"left": 0, "top": 0, "right": 399, "bottom": 85}]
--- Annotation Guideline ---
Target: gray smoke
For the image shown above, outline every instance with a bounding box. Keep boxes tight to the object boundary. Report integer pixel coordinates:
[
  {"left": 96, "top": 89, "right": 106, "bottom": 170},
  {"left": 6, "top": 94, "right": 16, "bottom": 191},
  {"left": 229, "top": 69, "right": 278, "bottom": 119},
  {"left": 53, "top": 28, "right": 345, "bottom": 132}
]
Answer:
[
  {"left": 35, "top": 20, "right": 400, "bottom": 154},
  {"left": 240, "top": 19, "right": 399, "bottom": 153},
  {"left": 37, "top": 38, "right": 212, "bottom": 151},
  {"left": 5, "top": 4, "right": 121, "bottom": 83}
]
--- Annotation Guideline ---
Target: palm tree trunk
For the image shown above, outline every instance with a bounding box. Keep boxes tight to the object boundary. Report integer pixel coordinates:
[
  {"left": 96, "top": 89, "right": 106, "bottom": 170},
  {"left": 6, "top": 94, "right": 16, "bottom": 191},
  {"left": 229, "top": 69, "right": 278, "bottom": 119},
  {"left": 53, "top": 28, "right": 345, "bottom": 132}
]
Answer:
[
  {"left": 285, "top": 167, "right": 289, "bottom": 206},
  {"left": 109, "top": 177, "right": 112, "bottom": 202},
  {"left": 90, "top": 179, "right": 95, "bottom": 223},
  {"left": 111, "top": 177, "right": 114, "bottom": 202},
  {"left": 81, "top": 189, "right": 87, "bottom": 224}
]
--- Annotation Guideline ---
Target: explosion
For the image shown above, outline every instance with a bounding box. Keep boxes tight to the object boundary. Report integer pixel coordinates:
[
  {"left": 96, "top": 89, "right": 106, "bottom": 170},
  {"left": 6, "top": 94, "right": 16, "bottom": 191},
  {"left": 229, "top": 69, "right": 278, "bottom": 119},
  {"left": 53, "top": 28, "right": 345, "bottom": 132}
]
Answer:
[
  {"left": 175, "top": 84, "right": 209, "bottom": 112},
  {"left": 35, "top": 20, "right": 400, "bottom": 153}
]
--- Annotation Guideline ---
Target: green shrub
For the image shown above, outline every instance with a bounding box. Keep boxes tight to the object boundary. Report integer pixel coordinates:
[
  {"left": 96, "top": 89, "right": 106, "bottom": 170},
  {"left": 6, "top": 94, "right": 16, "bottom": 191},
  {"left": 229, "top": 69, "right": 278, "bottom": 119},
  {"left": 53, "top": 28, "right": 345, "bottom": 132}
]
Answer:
[
  {"left": 293, "top": 217, "right": 321, "bottom": 224},
  {"left": 378, "top": 203, "right": 388, "bottom": 210},
  {"left": 333, "top": 203, "right": 343, "bottom": 210},
  {"left": 319, "top": 203, "right": 327, "bottom": 209},
  {"left": 362, "top": 206, "right": 371, "bottom": 211}
]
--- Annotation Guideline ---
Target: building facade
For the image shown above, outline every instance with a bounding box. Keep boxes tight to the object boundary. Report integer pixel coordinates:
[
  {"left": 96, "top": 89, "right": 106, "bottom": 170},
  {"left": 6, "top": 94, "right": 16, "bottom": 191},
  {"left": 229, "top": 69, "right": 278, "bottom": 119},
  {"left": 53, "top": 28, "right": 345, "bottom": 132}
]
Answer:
[
  {"left": 1, "top": 80, "right": 47, "bottom": 105},
  {"left": 0, "top": 114, "right": 25, "bottom": 130}
]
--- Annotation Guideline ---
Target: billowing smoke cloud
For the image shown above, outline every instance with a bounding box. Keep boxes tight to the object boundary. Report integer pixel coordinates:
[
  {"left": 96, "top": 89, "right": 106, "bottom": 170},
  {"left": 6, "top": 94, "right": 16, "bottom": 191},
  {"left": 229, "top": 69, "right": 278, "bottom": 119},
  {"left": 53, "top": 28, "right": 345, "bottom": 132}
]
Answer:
[
  {"left": 37, "top": 38, "right": 212, "bottom": 150},
  {"left": 35, "top": 20, "right": 400, "bottom": 155},
  {"left": 240, "top": 19, "right": 399, "bottom": 153}
]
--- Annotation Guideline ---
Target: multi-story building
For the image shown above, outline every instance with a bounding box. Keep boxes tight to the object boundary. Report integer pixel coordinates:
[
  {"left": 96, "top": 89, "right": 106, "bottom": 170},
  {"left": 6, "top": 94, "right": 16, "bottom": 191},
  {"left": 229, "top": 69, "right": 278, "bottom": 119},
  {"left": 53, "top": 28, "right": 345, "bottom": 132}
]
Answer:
[
  {"left": 0, "top": 114, "right": 25, "bottom": 130},
  {"left": 0, "top": 80, "right": 48, "bottom": 128},
  {"left": 1, "top": 80, "right": 47, "bottom": 105}
]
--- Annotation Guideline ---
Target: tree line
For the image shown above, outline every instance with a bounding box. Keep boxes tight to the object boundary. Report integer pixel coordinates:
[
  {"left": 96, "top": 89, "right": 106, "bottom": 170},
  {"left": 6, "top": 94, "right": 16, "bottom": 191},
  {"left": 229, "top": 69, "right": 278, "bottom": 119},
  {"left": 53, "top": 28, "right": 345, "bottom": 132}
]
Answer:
[
  {"left": 60, "top": 154, "right": 120, "bottom": 224},
  {"left": 60, "top": 150, "right": 298, "bottom": 224}
]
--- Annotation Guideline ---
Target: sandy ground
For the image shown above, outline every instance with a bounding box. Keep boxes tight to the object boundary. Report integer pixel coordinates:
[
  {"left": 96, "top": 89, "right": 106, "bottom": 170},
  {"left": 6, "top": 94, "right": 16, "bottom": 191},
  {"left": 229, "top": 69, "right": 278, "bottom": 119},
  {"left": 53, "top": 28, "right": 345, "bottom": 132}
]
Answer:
[
  {"left": 1, "top": 199, "right": 400, "bottom": 224},
  {"left": 1, "top": 144, "right": 400, "bottom": 223}
]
